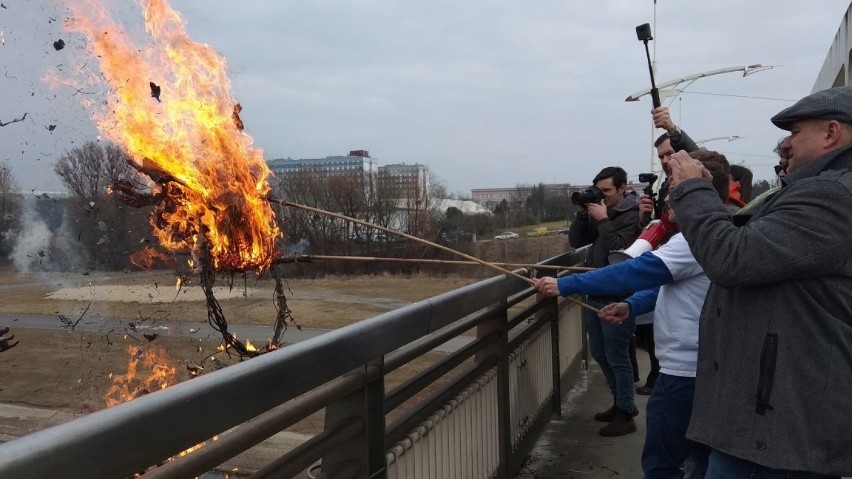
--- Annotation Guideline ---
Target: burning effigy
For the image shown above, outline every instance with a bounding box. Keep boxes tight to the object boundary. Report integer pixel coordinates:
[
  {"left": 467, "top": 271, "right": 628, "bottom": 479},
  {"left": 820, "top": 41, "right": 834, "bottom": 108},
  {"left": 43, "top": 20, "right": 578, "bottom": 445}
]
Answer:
[{"left": 56, "top": 0, "right": 295, "bottom": 357}]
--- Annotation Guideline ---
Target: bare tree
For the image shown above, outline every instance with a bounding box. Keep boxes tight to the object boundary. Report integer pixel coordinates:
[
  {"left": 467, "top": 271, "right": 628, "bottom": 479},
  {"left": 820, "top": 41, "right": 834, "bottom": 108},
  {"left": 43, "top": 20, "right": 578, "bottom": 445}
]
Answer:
[
  {"left": 0, "top": 166, "right": 22, "bottom": 259},
  {"left": 55, "top": 141, "right": 139, "bottom": 201},
  {"left": 53, "top": 141, "right": 152, "bottom": 270}
]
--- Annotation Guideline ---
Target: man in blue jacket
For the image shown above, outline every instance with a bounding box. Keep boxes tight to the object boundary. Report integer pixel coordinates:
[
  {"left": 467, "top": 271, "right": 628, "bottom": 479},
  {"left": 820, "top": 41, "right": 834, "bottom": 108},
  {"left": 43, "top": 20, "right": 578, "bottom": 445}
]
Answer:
[
  {"left": 536, "top": 151, "right": 730, "bottom": 478},
  {"left": 668, "top": 86, "right": 852, "bottom": 478}
]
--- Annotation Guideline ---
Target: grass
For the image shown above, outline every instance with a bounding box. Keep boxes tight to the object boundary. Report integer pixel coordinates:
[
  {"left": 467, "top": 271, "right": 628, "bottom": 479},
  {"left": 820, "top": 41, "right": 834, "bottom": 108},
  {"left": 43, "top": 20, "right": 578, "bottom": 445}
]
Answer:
[{"left": 0, "top": 271, "right": 480, "bottom": 413}]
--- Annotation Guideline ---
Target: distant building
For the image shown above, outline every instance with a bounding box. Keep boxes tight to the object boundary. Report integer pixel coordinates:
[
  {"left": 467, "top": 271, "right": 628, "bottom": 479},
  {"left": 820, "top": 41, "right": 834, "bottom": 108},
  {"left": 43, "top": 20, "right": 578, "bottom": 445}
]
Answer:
[
  {"left": 267, "top": 150, "right": 378, "bottom": 180},
  {"left": 267, "top": 150, "right": 430, "bottom": 201},
  {"left": 814, "top": 3, "right": 852, "bottom": 91},
  {"left": 379, "top": 163, "right": 429, "bottom": 203}
]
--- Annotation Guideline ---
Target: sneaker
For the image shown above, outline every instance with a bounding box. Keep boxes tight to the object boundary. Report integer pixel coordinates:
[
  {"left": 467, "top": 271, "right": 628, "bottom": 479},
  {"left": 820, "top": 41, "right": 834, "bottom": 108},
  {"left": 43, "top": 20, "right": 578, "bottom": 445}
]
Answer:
[
  {"left": 599, "top": 408, "right": 638, "bottom": 437},
  {"left": 0, "top": 326, "right": 8, "bottom": 336},
  {"left": 594, "top": 404, "right": 639, "bottom": 423}
]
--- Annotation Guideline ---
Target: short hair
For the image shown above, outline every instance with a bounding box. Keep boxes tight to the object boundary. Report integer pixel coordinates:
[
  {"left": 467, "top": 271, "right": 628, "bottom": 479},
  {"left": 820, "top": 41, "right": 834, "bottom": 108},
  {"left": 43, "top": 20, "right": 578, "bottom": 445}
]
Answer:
[
  {"left": 593, "top": 166, "right": 628, "bottom": 188},
  {"left": 690, "top": 150, "right": 730, "bottom": 202},
  {"left": 730, "top": 164, "right": 753, "bottom": 202},
  {"left": 654, "top": 133, "right": 670, "bottom": 148}
]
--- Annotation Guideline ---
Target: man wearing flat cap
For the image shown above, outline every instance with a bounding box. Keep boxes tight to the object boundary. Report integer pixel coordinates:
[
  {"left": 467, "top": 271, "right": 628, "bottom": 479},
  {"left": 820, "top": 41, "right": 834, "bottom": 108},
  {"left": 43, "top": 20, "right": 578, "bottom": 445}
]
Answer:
[{"left": 665, "top": 86, "right": 852, "bottom": 478}]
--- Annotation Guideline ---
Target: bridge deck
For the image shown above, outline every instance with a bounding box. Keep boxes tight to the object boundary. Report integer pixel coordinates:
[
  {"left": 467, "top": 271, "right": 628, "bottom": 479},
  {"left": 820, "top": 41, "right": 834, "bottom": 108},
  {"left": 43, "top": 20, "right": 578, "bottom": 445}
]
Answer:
[{"left": 517, "top": 356, "right": 650, "bottom": 479}]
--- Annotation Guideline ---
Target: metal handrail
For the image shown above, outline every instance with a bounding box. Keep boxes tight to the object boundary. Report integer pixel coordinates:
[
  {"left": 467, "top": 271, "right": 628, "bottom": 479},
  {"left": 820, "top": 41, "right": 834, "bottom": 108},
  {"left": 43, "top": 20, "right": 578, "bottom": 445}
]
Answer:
[{"left": 0, "top": 248, "right": 589, "bottom": 479}]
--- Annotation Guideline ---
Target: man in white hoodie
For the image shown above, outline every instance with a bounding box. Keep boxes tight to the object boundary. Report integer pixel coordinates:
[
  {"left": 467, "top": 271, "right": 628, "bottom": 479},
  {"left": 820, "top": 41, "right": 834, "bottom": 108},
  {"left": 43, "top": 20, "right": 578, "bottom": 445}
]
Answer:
[{"left": 536, "top": 150, "right": 729, "bottom": 479}]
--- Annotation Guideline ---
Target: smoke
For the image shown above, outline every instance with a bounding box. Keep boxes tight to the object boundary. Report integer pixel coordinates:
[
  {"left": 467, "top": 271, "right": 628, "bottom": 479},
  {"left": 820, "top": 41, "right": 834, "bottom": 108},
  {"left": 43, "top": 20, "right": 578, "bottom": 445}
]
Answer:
[
  {"left": 8, "top": 196, "right": 89, "bottom": 273},
  {"left": 284, "top": 238, "right": 311, "bottom": 256}
]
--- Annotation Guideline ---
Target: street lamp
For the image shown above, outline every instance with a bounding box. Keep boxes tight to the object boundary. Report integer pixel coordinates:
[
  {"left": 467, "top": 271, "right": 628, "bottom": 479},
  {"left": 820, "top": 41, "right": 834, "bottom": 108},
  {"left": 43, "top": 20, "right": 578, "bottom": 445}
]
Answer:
[
  {"left": 696, "top": 135, "right": 745, "bottom": 146},
  {"left": 626, "top": 64, "right": 775, "bottom": 177},
  {"left": 625, "top": 64, "right": 775, "bottom": 104}
]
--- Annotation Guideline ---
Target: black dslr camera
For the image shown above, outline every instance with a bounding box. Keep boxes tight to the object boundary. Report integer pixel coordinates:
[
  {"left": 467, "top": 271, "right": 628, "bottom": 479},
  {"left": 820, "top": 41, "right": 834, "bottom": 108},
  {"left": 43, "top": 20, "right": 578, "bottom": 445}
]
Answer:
[
  {"left": 571, "top": 186, "right": 604, "bottom": 206},
  {"left": 638, "top": 173, "right": 658, "bottom": 196}
]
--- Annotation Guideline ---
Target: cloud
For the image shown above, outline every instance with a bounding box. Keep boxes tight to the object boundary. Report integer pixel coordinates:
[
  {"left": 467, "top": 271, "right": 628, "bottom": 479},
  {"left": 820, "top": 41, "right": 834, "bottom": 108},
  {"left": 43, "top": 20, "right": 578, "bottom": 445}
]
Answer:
[{"left": 0, "top": 0, "right": 848, "bottom": 196}]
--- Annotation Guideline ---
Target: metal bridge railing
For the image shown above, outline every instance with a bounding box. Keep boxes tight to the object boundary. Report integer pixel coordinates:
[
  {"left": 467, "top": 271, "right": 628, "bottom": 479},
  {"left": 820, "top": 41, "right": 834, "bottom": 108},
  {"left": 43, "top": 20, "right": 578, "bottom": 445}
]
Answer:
[{"left": 0, "top": 248, "right": 588, "bottom": 479}]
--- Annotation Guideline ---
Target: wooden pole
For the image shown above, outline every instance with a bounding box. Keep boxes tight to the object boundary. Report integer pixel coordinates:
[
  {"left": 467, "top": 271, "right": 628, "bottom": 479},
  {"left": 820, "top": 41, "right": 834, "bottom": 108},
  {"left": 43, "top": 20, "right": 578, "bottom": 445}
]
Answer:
[
  {"left": 291, "top": 254, "right": 595, "bottom": 272},
  {"left": 269, "top": 199, "right": 602, "bottom": 314}
]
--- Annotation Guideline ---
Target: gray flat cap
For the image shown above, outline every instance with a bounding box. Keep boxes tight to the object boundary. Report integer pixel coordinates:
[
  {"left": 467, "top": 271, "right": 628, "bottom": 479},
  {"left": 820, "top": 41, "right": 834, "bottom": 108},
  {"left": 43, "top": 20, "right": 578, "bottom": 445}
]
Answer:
[{"left": 771, "top": 86, "right": 852, "bottom": 130}]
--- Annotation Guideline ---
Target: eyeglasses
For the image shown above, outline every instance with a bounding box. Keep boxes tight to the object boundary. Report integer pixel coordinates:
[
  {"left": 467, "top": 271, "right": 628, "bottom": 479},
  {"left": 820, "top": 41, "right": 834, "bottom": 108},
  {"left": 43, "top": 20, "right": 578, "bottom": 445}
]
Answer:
[{"left": 774, "top": 165, "right": 786, "bottom": 175}]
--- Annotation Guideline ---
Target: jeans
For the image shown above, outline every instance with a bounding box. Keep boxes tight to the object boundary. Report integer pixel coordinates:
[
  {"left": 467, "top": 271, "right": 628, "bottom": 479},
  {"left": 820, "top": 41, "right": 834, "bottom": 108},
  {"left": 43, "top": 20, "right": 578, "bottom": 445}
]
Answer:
[
  {"left": 584, "top": 297, "right": 635, "bottom": 412},
  {"left": 705, "top": 449, "right": 839, "bottom": 479},
  {"left": 642, "top": 373, "right": 709, "bottom": 479}
]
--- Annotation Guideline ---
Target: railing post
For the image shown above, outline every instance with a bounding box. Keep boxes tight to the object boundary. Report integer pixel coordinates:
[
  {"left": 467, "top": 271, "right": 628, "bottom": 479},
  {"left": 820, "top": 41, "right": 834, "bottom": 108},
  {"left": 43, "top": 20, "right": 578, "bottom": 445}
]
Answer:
[
  {"left": 548, "top": 296, "right": 562, "bottom": 419},
  {"left": 320, "top": 359, "right": 386, "bottom": 479},
  {"left": 475, "top": 297, "right": 511, "bottom": 478}
]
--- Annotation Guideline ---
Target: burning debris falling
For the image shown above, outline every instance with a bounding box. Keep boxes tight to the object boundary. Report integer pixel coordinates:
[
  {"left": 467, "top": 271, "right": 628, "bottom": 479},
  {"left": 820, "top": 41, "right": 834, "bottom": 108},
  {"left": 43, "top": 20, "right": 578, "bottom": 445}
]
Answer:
[
  {"left": 148, "top": 81, "right": 161, "bottom": 102},
  {"left": 0, "top": 112, "right": 27, "bottom": 127},
  {"left": 58, "top": 0, "right": 291, "bottom": 356}
]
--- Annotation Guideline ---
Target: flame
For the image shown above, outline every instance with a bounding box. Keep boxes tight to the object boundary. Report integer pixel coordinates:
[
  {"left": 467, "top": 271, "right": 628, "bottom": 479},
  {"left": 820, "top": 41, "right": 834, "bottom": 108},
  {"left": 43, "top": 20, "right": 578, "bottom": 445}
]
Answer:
[
  {"left": 63, "top": 0, "right": 280, "bottom": 272},
  {"left": 104, "top": 345, "right": 176, "bottom": 408},
  {"left": 106, "top": 344, "right": 217, "bottom": 466},
  {"left": 129, "top": 246, "right": 173, "bottom": 270}
]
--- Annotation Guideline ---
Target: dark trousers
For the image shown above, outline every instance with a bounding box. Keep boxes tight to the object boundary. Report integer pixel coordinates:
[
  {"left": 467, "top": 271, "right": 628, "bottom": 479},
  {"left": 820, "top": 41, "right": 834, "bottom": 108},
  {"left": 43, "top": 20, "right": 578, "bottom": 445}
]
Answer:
[
  {"left": 642, "top": 374, "right": 708, "bottom": 479},
  {"left": 635, "top": 323, "right": 660, "bottom": 386}
]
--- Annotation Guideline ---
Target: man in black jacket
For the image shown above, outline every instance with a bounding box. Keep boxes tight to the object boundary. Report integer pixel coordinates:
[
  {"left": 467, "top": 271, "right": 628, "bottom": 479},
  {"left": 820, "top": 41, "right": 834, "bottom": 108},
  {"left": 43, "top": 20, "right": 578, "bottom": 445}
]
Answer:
[{"left": 568, "top": 166, "right": 641, "bottom": 436}]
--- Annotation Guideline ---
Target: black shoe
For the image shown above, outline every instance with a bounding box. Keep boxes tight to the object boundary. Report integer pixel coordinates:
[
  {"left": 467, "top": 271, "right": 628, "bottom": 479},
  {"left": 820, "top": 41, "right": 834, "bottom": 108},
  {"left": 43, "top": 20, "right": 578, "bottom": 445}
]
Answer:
[
  {"left": 594, "top": 404, "right": 639, "bottom": 422},
  {"left": 599, "top": 408, "right": 638, "bottom": 436},
  {"left": 636, "top": 385, "right": 653, "bottom": 395},
  {"left": 0, "top": 326, "right": 8, "bottom": 336},
  {"left": 0, "top": 340, "right": 18, "bottom": 352}
]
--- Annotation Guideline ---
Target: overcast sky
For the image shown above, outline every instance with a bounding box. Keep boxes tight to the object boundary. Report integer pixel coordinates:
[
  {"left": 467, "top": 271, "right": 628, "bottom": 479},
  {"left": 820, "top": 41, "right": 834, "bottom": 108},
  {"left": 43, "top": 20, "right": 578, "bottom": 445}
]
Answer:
[{"left": 1, "top": 0, "right": 849, "bottom": 196}]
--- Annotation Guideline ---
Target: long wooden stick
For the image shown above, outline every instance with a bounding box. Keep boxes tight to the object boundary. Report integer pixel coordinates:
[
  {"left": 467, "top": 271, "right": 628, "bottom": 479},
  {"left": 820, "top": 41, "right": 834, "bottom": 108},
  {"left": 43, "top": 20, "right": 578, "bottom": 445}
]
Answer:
[
  {"left": 269, "top": 199, "right": 601, "bottom": 314},
  {"left": 293, "top": 254, "right": 595, "bottom": 272}
]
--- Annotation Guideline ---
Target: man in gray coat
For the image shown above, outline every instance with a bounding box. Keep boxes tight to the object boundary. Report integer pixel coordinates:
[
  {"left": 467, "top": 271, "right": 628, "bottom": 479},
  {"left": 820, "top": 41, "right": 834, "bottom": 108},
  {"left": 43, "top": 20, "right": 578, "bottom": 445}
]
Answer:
[{"left": 667, "top": 86, "right": 852, "bottom": 478}]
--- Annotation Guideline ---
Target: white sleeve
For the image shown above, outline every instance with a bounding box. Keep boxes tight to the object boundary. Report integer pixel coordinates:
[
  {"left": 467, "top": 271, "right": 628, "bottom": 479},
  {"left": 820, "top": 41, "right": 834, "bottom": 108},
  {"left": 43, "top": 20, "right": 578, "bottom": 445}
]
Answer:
[{"left": 651, "top": 234, "right": 704, "bottom": 282}]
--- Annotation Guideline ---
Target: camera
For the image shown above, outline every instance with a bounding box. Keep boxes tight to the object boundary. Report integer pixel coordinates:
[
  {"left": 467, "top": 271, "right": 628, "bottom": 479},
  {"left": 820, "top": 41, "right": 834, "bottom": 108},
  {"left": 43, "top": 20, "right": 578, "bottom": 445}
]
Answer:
[
  {"left": 571, "top": 186, "right": 604, "bottom": 206},
  {"left": 639, "top": 173, "right": 658, "bottom": 196},
  {"left": 636, "top": 23, "right": 653, "bottom": 42},
  {"left": 638, "top": 173, "right": 658, "bottom": 184}
]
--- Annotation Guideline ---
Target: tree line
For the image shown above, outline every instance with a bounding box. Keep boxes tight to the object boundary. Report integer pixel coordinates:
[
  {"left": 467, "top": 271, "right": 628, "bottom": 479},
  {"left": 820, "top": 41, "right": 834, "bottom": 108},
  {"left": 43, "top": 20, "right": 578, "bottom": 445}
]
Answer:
[{"left": 0, "top": 140, "right": 781, "bottom": 273}]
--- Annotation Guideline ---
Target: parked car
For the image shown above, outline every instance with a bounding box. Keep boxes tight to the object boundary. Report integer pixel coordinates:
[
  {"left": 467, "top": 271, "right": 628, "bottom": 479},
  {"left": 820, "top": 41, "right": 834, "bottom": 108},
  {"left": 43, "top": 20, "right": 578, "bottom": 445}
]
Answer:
[{"left": 494, "top": 232, "right": 519, "bottom": 240}]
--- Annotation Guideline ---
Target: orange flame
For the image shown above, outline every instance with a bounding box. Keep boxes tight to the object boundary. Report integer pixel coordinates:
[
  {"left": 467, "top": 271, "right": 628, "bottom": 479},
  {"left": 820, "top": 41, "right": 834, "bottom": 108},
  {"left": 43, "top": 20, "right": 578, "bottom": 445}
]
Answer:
[
  {"left": 106, "top": 344, "right": 217, "bottom": 464},
  {"left": 104, "top": 345, "right": 176, "bottom": 408},
  {"left": 129, "top": 246, "right": 173, "bottom": 270},
  {"left": 63, "top": 0, "right": 280, "bottom": 272}
]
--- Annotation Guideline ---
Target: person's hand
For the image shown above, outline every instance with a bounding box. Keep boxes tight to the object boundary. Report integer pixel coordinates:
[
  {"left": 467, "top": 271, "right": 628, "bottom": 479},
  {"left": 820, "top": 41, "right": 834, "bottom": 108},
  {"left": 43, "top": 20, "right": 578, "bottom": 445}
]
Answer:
[
  {"left": 652, "top": 106, "right": 677, "bottom": 134},
  {"left": 638, "top": 194, "right": 654, "bottom": 225},
  {"left": 587, "top": 200, "right": 608, "bottom": 221},
  {"left": 534, "top": 277, "right": 560, "bottom": 297},
  {"left": 669, "top": 151, "right": 712, "bottom": 189},
  {"left": 598, "top": 302, "right": 630, "bottom": 325}
]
